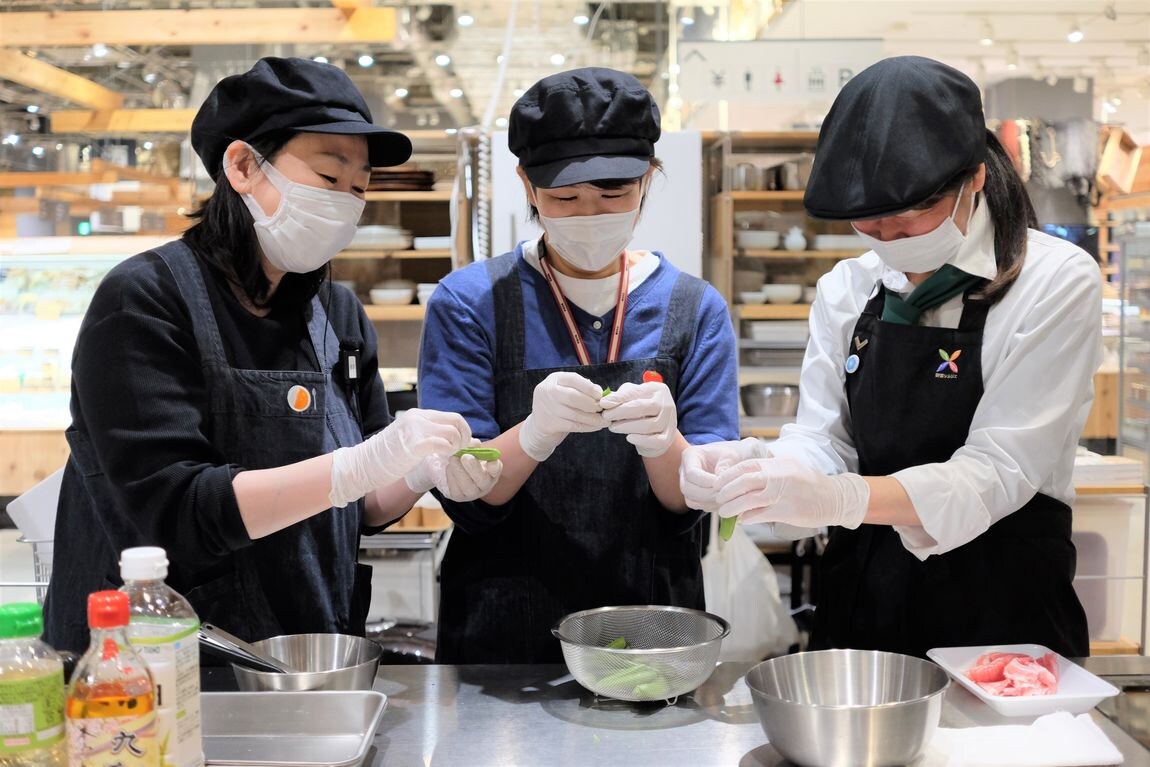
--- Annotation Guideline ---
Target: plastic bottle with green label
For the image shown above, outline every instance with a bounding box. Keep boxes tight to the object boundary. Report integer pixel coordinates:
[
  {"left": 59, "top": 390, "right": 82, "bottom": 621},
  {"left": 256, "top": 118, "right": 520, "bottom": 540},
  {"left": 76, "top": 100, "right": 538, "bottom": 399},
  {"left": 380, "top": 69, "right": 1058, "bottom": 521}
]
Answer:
[
  {"left": 120, "top": 547, "right": 203, "bottom": 767},
  {"left": 0, "top": 602, "right": 65, "bottom": 767}
]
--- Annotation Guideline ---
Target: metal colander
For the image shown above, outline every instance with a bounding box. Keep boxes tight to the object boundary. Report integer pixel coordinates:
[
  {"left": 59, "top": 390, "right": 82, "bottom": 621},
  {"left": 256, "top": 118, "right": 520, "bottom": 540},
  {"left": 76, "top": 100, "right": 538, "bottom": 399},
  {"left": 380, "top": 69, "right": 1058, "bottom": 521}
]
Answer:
[{"left": 552, "top": 605, "right": 730, "bottom": 702}]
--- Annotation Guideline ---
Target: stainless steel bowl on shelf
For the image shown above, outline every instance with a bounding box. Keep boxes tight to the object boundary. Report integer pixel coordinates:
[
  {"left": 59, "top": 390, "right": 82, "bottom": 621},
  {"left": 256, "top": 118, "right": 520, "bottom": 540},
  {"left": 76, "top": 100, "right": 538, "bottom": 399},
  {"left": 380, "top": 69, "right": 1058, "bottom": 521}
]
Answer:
[
  {"left": 231, "top": 633, "right": 382, "bottom": 692},
  {"left": 740, "top": 384, "right": 799, "bottom": 417},
  {"left": 745, "top": 649, "right": 950, "bottom": 767},
  {"left": 552, "top": 605, "right": 729, "bottom": 702}
]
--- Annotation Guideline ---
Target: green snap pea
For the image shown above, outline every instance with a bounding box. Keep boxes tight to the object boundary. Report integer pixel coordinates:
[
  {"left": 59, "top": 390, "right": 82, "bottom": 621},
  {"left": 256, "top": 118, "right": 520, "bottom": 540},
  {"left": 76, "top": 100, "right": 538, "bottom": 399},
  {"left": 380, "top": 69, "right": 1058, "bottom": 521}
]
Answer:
[
  {"left": 605, "top": 636, "right": 627, "bottom": 650},
  {"left": 597, "top": 663, "right": 658, "bottom": 689},
  {"left": 719, "top": 516, "right": 737, "bottom": 541},
  {"left": 453, "top": 447, "right": 502, "bottom": 461},
  {"left": 633, "top": 679, "right": 671, "bottom": 699},
  {"left": 602, "top": 386, "right": 613, "bottom": 396}
]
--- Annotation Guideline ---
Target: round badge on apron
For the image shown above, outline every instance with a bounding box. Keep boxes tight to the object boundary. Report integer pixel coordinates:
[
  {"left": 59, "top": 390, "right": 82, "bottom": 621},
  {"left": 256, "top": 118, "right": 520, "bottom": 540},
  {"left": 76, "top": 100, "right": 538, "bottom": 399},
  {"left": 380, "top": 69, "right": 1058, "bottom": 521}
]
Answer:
[
  {"left": 845, "top": 354, "right": 860, "bottom": 374},
  {"left": 287, "top": 384, "right": 313, "bottom": 412}
]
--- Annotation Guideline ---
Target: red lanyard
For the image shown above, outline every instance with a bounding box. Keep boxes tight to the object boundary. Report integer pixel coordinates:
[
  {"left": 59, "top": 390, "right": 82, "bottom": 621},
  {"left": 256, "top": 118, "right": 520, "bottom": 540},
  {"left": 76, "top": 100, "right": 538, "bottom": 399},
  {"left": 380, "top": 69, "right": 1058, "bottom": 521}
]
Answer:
[{"left": 537, "top": 249, "right": 630, "bottom": 366}]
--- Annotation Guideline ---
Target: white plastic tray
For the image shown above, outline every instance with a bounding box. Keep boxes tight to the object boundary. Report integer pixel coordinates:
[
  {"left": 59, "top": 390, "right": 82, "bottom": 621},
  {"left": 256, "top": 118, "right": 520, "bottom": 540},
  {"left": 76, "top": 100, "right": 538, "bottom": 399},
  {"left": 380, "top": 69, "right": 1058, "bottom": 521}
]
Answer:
[{"left": 927, "top": 644, "right": 1119, "bottom": 717}]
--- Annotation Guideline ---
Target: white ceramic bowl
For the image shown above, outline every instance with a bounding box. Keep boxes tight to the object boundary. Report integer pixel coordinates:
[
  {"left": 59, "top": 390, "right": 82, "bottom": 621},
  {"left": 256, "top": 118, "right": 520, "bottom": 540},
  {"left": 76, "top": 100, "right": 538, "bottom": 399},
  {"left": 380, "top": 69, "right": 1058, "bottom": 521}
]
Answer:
[
  {"left": 370, "top": 288, "right": 415, "bottom": 305},
  {"left": 763, "top": 284, "right": 803, "bottom": 304},
  {"left": 735, "top": 230, "right": 781, "bottom": 250},
  {"left": 738, "top": 290, "right": 767, "bottom": 305}
]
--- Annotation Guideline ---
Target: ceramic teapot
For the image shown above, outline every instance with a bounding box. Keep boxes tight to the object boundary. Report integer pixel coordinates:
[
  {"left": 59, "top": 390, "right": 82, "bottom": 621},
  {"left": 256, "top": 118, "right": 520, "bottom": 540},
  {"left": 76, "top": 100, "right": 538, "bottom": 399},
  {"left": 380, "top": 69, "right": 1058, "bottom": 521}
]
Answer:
[{"left": 784, "top": 226, "right": 807, "bottom": 252}]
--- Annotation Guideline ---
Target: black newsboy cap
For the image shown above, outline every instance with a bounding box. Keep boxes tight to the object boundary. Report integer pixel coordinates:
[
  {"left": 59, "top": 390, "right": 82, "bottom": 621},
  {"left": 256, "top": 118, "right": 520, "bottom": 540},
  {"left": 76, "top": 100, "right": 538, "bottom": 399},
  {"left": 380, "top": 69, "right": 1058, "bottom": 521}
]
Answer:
[
  {"left": 803, "top": 56, "right": 987, "bottom": 221},
  {"left": 191, "top": 57, "right": 412, "bottom": 181},
  {"left": 509, "top": 67, "right": 660, "bottom": 188}
]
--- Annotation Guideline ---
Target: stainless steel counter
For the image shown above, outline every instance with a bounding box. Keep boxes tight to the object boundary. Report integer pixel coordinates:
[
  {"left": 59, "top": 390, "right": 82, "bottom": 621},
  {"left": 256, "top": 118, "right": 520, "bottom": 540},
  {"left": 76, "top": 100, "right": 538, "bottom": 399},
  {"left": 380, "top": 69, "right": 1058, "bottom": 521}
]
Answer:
[{"left": 361, "top": 662, "right": 1150, "bottom": 766}]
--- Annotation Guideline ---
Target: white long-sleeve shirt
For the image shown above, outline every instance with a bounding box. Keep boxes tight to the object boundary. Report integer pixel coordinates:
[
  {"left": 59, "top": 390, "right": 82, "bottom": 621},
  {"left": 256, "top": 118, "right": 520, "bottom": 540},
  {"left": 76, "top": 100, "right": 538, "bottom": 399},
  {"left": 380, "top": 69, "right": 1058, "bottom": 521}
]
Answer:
[{"left": 767, "top": 215, "right": 1102, "bottom": 559}]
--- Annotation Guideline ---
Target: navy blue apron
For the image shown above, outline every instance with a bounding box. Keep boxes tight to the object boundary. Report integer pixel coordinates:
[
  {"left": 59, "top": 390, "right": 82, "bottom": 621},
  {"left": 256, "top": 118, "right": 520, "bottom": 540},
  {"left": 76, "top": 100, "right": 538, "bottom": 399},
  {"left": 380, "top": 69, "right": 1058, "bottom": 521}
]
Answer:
[
  {"left": 49, "top": 241, "right": 371, "bottom": 647},
  {"left": 435, "top": 253, "right": 707, "bottom": 663},
  {"left": 809, "top": 284, "right": 1089, "bottom": 658}
]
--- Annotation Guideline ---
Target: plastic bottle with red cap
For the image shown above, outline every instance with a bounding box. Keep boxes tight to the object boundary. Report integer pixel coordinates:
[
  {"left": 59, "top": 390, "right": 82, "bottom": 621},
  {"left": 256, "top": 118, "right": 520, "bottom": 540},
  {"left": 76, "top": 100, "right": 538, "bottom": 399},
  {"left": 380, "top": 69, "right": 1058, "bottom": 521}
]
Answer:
[
  {"left": 65, "top": 591, "right": 158, "bottom": 767},
  {"left": 0, "top": 602, "right": 65, "bottom": 767}
]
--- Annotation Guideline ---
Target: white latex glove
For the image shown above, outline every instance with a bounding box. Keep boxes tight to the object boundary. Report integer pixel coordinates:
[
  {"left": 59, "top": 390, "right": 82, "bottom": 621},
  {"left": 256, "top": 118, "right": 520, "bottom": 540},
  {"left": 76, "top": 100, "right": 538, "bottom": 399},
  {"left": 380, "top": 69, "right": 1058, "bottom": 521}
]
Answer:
[
  {"left": 404, "top": 440, "right": 504, "bottom": 501},
  {"left": 679, "top": 438, "right": 771, "bottom": 512},
  {"left": 518, "top": 371, "right": 607, "bottom": 462},
  {"left": 330, "top": 409, "right": 471, "bottom": 508},
  {"left": 600, "top": 381, "right": 677, "bottom": 458},
  {"left": 714, "top": 456, "right": 869, "bottom": 529}
]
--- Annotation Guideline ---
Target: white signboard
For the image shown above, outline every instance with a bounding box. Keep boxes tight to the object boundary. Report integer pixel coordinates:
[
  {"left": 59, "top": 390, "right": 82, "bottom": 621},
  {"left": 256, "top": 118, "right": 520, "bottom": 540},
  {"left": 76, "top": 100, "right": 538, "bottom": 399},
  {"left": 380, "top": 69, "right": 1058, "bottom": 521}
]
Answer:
[{"left": 678, "top": 39, "right": 883, "bottom": 103}]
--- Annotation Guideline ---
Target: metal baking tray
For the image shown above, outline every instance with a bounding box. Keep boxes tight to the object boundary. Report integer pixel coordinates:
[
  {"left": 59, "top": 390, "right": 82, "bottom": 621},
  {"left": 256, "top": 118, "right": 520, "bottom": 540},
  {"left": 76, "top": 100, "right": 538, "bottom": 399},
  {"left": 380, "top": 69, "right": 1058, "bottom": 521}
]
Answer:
[{"left": 203, "top": 690, "right": 387, "bottom": 767}]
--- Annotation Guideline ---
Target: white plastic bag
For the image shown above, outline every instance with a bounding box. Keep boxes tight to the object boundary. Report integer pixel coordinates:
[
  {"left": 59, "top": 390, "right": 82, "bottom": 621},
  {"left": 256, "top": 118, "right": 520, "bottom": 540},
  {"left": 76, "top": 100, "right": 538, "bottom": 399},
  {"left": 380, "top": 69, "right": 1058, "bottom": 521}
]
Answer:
[{"left": 702, "top": 512, "right": 798, "bottom": 662}]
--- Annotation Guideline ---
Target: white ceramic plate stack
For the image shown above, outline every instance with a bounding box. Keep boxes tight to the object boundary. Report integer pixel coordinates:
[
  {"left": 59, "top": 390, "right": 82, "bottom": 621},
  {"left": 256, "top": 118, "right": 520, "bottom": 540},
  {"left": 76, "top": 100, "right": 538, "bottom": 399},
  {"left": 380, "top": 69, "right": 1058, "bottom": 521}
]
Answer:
[
  {"left": 370, "top": 280, "right": 416, "bottom": 305},
  {"left": 735, "top": 230, "right": 781, "bottom": 250}
]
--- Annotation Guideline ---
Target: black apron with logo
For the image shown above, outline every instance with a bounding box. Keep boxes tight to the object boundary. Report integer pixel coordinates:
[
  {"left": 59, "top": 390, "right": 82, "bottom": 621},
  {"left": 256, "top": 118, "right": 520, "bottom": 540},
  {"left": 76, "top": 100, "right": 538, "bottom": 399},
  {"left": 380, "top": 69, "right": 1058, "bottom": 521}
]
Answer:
[
  {"left": 47, "top": 241, "right": 372, "bottom": 649},
  {"left": 435, "top": 253, "right": 707, "bottom": 663},
  {"left": 809, "top": 284, "right": 1089, "bottom": 658}
]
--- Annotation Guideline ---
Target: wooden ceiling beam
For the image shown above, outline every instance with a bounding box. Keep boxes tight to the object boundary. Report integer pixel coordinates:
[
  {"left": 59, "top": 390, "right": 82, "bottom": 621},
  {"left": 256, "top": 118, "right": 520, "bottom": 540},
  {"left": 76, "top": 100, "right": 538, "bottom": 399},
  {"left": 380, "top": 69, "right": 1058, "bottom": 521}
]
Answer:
[
  {"left": 0, "top": 49, "right": 123, "bottom": 111},
  {"left": 50, "top": 108, "right": 196, "bottom": 134},
  {"left": 0, "top": 8, "right": 398, "bottom": 47}
]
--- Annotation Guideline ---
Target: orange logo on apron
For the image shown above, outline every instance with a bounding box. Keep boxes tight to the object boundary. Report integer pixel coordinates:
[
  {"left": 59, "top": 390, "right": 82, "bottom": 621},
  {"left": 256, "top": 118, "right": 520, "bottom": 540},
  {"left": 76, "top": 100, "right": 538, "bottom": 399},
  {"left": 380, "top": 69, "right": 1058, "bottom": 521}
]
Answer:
[{"left": 287, "top": 385, "right": 313, "bottom": 412}]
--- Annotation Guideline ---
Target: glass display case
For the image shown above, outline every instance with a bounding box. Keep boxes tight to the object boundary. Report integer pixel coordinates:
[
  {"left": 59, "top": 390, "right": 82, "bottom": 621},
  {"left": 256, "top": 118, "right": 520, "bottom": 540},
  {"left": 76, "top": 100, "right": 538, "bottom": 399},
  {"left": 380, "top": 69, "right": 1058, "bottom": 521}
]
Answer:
[
  {"left": 0, "top": 236, "right": 167, "bottom": 429},
  {"left": 1119, "top": 222, "right": 1150, "bottom": 471}
]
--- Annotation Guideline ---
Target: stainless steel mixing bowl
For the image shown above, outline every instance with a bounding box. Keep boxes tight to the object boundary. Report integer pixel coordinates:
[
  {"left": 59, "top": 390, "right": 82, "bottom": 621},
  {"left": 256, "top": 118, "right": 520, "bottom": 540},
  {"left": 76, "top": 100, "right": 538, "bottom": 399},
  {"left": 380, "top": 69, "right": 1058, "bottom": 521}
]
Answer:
[
  {"left": 745, "top": 649, "right": 949, "bottom": 767},
  {"left": 231, "top": 633, "right": 382, "bottom": 692},
  {"left": 553, "top": 605, "right": 729, "bottom": 702},
  {"left": 740, "top": 384, "right": 800, "bottom": 417}
]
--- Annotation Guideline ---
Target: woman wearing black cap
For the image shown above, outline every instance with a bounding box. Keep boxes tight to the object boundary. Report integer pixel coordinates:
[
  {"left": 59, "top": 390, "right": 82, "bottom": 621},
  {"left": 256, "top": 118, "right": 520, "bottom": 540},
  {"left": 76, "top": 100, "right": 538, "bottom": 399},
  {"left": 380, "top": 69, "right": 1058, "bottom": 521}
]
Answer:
[
  {"left": 417, "top": 67, "right": 739, "bottom": 663},
  {"left": 682, "top": 56, "right": 1099, "bottom": 658},
  {"left": 45, "top": 57, "right": 501, "bottom": 652}
]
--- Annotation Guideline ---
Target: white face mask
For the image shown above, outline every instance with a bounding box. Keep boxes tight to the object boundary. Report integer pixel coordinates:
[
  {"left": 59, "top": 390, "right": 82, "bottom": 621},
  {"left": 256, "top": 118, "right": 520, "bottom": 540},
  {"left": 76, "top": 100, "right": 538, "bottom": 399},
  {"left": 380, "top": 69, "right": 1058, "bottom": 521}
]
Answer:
[
  {"left": 239, "top": 147, "right": 366, "bottom": 274},
  {"left": 537, "top": 181, "right": 644, "bottom": 273},
  {"left": 852, "top": 182, "right": 971, "bottom": 274}
]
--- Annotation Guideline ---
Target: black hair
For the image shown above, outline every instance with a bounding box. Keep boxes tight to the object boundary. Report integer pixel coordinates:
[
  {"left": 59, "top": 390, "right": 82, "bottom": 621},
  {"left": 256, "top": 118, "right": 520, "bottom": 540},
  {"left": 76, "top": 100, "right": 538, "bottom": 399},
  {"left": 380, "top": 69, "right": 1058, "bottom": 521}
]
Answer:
[
  {"left": 526, "top": 157, "right": 665, "bottom": 222},
  {"left": 182, "top": 132, "right": 330, "bottom": 312},
  {"left": 930, "top": 131, "right": 1035, "bottom": 305}
]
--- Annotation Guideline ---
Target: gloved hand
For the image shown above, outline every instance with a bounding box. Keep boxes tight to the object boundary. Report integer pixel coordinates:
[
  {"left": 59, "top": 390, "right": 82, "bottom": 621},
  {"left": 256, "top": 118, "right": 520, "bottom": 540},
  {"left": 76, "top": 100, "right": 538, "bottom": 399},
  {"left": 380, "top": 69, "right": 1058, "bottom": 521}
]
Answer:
[
  {"left": 330, "top": 409, "right": 471, "bottom": 508},
  {"left": 600, "top": 381, "right": 678, "bottom": 458},
  {"left": 679, "top": 438, "right": 771, "bottom": 512},
  {"left": 714, "top": 457, "right": 869, "bottom": 529},
  {"left": 518, "top": 371, "right": 607, "bottom": 462},
  {"left": 404, "top": 440, "right": 503, "bottom": 502}
]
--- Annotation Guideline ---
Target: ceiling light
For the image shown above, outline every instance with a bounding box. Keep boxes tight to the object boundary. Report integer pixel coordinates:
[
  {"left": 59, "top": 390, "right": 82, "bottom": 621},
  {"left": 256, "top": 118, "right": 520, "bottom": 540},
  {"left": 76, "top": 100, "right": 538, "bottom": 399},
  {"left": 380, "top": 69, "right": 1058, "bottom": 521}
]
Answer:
[
  {"left": 550, "top": 53, "right": 566, "bottom": 66},
  {"left": 680, "top": 11, "right": 695, "bottom": 26},
  {"left": 143, "top": 72, "right": 158, "bottom": 84},
  {"left": 32, "top": 146, "right": 45, "bottom": 157},
  {"left": 1067, "top": 24, "right": 1084, "bottom": 43},
  {"left": 313, "top": 56, "right": 329, "bottom": 64},
  {"left": 3, "top": 135, "right": 19, "bottom": 146},
  {"left": 394, "top": 87, "right": 409, "bottom": 98},
  {"left": 513, "top": 87, "right": 526, "bottom": 97},
  {"left": 1006, "top": 48, "right": 1019, "bottom": 70},
  {"left": 143, "top": 141, "right": 154, "bottom": 150},
  {"left": 91, "top": 43, "right": 108, "bottom": 58},
  {"left": 450, "top": 88, "right": 464, "bottom": 98},
  {"left": 979, "top": 21, "right": 994, "bottom": 47},
  {"left": 457, "top": 12, "right": 474, "bottom": 27},
  {"left": 573, "top": 14, "right": 590, "bottom": 25},
  {"left": 26, "top": 105, "right": 39, "bottom": 114},
  {"left": 1102, "top": 99, "right": 1118, "bottom": 114},
  {"left": 445, "top": 128, "right": 459, "bottom": 135},
  {"left": 495, "top": 117, "right": 509, "bottom": 128},
  {"left": 435, "top": 54, "right": 452, "bottom": 67},
  {"left": 55, "top": 143, "right": 63, "bottom": 151},
  {"left": 495, "top": 54, "right": 505, "bottom": 64},
  {"left": 1111, "top": 95, "right": 1122, "bottom": 106},
  {"left": 358, "top": 54, "right": 374, "bottom": 67}
]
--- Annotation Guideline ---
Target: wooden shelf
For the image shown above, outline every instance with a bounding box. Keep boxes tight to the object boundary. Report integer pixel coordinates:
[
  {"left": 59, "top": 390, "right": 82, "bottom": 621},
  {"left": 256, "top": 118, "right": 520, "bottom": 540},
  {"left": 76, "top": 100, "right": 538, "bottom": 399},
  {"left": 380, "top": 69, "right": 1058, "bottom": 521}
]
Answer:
[
  {"left": 739, "top": 248, "right": 861, "bottom": 260},
  {"left": 735, "top": 304, "right": 811, "bottom": 320},
  {"left": 725, "top": 191, "right": 806, "bottom": 202},
  {"left": 336, "top": 248, "right": 451, "bottom": 260},
  {"left": 364, "top": 190, "right": 452, "bottom": 202},
  {"left": 362, "top": 304, "right": 426, "bottom": 321},
  {"left": 1076, "top": 485, "right": 1146, "bottom": 496}
]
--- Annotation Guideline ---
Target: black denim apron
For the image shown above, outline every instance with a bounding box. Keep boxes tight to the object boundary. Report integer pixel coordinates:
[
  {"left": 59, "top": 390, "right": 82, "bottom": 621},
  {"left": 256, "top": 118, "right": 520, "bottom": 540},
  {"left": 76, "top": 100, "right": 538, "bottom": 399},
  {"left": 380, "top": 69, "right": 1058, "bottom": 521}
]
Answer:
[
  {"left": 436, "top": 254, "right": 707, "bottom": 663},
  {"left": 809, "top": 284, "right": 1089, "bottom": 658},
  {"left": 53, "top": 241, "right": 371, "bottom": 645}
]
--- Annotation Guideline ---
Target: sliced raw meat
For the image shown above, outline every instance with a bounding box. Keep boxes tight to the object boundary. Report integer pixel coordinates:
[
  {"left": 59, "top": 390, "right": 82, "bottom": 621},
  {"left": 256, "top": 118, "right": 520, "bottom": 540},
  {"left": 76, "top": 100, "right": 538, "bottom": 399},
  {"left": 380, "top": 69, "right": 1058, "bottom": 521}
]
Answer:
[{"left": 964, "top": 651, "right": 1060, "bottom": 696}]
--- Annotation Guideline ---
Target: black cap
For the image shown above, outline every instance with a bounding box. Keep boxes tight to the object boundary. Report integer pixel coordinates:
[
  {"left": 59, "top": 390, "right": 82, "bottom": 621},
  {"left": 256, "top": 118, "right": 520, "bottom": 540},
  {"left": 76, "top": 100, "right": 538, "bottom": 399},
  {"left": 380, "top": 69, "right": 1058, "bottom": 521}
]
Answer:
[
  {"left": 191, "top": 57, "right": 412, "bottom": 181},
  {"left": 508, "top": 67, "right": 660, "bottom": 188},
  {"left": 803, "top": 56, "right": 987, "bottom": 221}
]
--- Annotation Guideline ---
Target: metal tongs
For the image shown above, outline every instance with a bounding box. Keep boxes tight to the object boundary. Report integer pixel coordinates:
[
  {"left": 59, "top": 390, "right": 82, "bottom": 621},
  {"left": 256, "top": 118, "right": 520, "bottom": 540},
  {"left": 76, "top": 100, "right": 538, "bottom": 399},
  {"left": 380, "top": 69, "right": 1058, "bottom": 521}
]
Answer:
[{"left": 198, "top": 622, "right": 297, "bottom": 674}]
